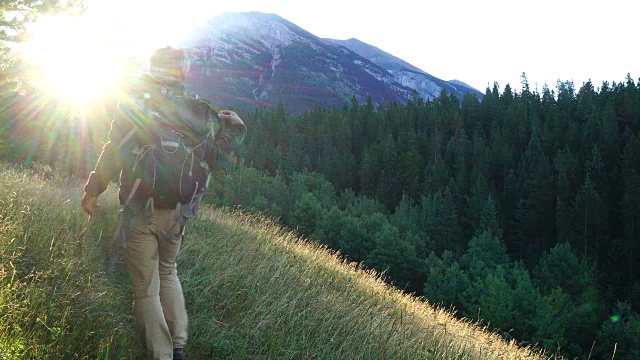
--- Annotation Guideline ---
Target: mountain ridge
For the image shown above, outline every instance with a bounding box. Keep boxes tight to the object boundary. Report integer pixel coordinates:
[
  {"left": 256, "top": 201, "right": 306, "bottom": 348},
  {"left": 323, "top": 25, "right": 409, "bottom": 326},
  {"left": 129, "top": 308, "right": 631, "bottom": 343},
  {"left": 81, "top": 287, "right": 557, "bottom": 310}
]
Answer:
[
  {"left": 182, "top": 12, "right": 482, "bottom": 113},
  {"left": 327, "top": 37, "right": 483, "bottom": 100}
]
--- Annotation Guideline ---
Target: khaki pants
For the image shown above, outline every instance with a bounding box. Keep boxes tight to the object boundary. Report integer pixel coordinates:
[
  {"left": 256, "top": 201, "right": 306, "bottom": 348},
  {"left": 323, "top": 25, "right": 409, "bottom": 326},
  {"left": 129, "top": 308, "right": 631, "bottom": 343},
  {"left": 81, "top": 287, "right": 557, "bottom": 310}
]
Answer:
[{"left": 126, "top": 208, "right": 188, "bottom": 360}]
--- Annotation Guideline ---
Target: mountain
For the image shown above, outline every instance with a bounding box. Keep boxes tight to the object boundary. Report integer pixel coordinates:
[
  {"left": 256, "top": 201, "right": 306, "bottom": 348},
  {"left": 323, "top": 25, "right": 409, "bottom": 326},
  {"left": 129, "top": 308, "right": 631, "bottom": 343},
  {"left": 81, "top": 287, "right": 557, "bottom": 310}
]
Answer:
[
  {"left": 327, "top": 38, "right": 483, "bottom": 101},
  {"left": 182, "top": 12, "right": 482, "bottom": 114}
]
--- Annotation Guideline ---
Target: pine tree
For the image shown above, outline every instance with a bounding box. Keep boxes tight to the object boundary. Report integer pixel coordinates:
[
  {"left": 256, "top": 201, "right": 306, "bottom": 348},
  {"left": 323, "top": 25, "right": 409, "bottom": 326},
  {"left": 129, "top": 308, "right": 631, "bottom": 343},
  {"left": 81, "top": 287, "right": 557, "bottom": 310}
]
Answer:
[
  {"left": 315, "top": 206, "right": 345, "bottom": 249},
  {"left": 391, "top": 194, "right": 420, "bottom": 237},
  {"left": 530, "top": 288, "right": 574, "bottom": 353},
  {"left": 290, "top": 171, "right": 336, "bottom": 208},
  {"left": 489, "top": 126, "right": 514, "bottom": 193},
  {"left": 618, "top": 74, "right": 640, "bottom": 132},
  {"left": 465, "top": 171, "right": 490, "bottom": 236},
  {"left": 467, "top": 267, "right": 513, "bottom": 331},
  {"left": 452, "top": 130, "right": 471, "bottom": 196},
  {"left": 510, "top": 262, "right": 542, "bottom": 340},
  {"left": 478, "top": 194, "right": 502, "bottom": 237},
  {"left": 358, "top": 145, "right": 379, "bottom": 196},
  {"left": 398, "top": 131, "right": 423, "bottom": 200},
  {"left": 461, "top": 230, "right": 510, "bottom": 281},
  {"left": 600, "top": 99, "right": 621, "bottom": 168},
  {"left": 290, "top": 192, "right": 323, "bottom": 237},
  {"left": 422, "top": 187, "right": 464, "bottom": 256},
  {"left": 461, "top": 92, "right": 481, "bottom": 135},
  {"left": 621, "top": 152, "right": 640, "bottom": 287},
  {"left": 376, "top": 133, "right": 400, "bottom": 210},
  {"left": 340, "top": 212, "right": 390, "bottom": 263},
  {"left": 423, "top": 251, "right": 470, "bottom": 311},
  {"left": 367, "top": 222, "right": 418, "bottom": 289},
  {"left": 441, "top": 186, "right": 464, "bottom": 254},
  {"left": 512, "top": 130, "right": 555, "bottom": 262},
  {"left": 573, "top": 174, "right": 605, "bottom": 263},
  {"left": 423, "top": 155, "right": 449, "bottom": 196},
  {"left": 554, "top": 146, "right": 580, "bottom": 243},
  {"left": 533, "top": 242, "right": 593, "bottom": 298},
  {"left": 595, "top": 301, "right": 640, "bottom": 360},
  {"left": 338, "top": 215, "right": 371, "bottom": 263}
]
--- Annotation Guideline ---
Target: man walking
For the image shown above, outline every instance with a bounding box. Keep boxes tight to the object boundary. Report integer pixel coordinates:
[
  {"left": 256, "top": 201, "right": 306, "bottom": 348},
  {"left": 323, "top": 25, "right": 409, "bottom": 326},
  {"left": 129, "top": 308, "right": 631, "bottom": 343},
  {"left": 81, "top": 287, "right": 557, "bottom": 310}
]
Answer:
[{"left": 81, "top": 47, "right": 246, "bottom": 360}]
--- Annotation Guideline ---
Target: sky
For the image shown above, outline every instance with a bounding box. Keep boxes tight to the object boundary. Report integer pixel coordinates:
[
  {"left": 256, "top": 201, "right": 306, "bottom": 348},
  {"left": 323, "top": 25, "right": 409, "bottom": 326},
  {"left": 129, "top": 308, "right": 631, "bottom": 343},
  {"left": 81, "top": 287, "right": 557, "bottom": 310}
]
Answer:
[{"left": 86, "top": 0, "right": 638, "bottom": 94}]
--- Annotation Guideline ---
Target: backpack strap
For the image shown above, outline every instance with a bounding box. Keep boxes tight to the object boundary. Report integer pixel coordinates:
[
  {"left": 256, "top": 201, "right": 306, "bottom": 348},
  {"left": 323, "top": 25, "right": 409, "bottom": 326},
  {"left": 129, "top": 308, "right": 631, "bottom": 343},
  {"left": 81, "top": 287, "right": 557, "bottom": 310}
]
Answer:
[
  {"left": 108, "top": 177, "right": 143, "bottom": 276},
  {"left": 119, "top": 126, "right": 138, "bottom": 148}
]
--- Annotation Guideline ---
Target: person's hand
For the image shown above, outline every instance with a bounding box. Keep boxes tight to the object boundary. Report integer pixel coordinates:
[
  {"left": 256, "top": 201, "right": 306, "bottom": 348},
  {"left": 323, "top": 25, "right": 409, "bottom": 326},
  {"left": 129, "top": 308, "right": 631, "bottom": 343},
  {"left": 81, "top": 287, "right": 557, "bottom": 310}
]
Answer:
[
  {"left": 81, "top": 193, "right": 101, "bottom": 215},
  {"left": 217, "top": 110, "right": 244, "bottom": 126}
]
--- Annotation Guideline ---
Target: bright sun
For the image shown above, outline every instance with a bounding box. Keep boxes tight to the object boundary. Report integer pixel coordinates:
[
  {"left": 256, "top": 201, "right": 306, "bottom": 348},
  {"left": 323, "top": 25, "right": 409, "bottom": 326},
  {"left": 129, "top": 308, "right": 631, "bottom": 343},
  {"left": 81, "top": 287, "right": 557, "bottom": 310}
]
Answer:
[
  {"left": 21, "top": 2, "right": 207, "bottom": 103},
  {"left": 22, "top": 14, "right": 125, "bottom": 102}
]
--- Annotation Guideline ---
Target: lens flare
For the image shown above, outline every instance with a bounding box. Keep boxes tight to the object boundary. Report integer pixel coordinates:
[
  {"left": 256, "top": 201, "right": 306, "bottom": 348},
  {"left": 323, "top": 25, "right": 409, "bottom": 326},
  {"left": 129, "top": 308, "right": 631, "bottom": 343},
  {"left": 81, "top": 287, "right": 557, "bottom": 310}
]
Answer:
[{"left": 21, "top": 14, "right": 124, "bottom": 102}]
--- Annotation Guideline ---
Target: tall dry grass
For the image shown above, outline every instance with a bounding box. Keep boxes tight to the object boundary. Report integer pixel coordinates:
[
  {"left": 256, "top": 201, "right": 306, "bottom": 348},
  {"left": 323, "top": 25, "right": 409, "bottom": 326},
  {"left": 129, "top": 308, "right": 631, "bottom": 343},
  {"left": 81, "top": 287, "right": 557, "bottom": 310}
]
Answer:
[{"left": 0, "top": 165, "right": 551, "bottom": 359}]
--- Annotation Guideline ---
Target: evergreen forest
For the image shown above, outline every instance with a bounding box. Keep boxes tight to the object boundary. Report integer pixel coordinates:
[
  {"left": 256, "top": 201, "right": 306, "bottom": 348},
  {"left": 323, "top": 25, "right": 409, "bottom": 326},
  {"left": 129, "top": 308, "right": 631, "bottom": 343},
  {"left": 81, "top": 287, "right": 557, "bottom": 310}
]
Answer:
[{"left": 211, "top": 77, "right": 640, "bottom": 359}]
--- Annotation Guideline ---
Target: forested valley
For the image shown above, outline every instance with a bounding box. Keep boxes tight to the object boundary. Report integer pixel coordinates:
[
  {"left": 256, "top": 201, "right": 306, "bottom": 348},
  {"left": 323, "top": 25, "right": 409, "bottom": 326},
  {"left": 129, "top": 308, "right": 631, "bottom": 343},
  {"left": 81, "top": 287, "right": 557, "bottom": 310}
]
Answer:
[
  {"left": 4, "top": 74, "right": 640, "bottom": 358},
  {"left": 217, "top": 76, "right": 640, "bottom": 359}
]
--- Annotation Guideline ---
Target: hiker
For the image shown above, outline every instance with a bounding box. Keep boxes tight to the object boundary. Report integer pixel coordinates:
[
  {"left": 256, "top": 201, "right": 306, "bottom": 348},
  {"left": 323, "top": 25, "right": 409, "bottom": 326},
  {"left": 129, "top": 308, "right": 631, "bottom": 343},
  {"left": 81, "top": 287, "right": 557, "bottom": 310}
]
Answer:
[{"left": 81, "top": 46, "right": 247, "bottom": 360}]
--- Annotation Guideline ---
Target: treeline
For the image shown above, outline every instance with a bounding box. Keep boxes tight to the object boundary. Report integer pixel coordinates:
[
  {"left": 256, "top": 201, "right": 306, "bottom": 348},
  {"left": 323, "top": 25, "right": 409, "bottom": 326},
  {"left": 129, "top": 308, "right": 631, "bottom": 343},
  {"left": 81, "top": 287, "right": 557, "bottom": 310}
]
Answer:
[{"left": 205, "top": 75, "right": 640, "bottom": 358}]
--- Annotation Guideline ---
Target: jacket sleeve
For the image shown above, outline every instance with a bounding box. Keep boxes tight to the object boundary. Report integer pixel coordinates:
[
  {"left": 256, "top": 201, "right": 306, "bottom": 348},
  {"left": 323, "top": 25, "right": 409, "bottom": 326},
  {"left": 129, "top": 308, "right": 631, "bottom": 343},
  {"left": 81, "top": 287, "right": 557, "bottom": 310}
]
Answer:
[
  {"left": 204, "top": 119, "right": 247, "bottom": 171},
  {"left": 83, "top": 104, "right": 136, "bottom": 196}
]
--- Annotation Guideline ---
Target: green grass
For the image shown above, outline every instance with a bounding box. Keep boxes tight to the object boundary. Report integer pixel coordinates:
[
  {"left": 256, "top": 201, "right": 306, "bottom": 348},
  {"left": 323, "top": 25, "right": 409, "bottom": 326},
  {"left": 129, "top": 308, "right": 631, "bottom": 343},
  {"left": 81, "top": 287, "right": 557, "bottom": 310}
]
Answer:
[{"left": 0, "top": 165, "right": 551, "bottom": 359}]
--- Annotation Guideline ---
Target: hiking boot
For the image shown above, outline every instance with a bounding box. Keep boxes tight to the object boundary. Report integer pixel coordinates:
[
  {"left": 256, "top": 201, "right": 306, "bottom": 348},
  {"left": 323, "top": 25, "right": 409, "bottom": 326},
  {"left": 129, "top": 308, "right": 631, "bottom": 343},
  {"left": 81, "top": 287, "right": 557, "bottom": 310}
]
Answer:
[{"left": 173, "top": 348, "right": 184, "bottom": 360}]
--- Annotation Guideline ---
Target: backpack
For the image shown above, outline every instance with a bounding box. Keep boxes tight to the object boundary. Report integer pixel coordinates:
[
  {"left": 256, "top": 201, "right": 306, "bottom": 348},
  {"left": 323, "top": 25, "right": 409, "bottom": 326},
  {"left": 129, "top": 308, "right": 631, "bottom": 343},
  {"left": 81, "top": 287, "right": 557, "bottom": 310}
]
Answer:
[{"left": 117, "top": 84, "right": 215, "bottom": 210}]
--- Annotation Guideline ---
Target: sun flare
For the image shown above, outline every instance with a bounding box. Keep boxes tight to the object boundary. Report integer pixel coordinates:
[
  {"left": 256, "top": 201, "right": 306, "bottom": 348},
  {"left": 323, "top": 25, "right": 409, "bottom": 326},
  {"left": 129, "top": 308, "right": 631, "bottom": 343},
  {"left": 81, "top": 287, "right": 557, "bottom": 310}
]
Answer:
[{"left": 23, "top": 14, "right": 125, "bottom": 102}]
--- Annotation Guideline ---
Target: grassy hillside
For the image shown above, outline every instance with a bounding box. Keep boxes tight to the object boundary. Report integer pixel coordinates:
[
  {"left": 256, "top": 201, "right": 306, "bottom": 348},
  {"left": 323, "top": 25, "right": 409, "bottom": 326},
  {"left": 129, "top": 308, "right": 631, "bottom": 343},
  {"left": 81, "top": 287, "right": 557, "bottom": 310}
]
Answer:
[{"left": 0, "top": 165, "right": 550, "bottom": 359}]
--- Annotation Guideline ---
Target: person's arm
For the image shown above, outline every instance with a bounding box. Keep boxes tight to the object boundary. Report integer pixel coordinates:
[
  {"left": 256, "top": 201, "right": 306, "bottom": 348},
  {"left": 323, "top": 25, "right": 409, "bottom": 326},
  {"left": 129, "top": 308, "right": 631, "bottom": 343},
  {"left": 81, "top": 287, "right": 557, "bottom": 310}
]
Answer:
[
  {"left": 204, "top": 110, "right": 247, "bottom": 170},
  {"left": 81, "top": 104, "right": 135, "bottom": 214},
  {"left": 215, "top": 110, "right": 247, "bottom": 152}
]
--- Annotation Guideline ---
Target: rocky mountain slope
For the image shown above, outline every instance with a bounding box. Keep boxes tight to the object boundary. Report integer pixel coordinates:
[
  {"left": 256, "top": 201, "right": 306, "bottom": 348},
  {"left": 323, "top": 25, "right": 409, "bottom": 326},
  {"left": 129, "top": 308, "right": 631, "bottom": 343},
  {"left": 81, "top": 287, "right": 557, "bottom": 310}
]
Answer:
[
  {"left": 182, "top": 12, "right": 482, "bottom": 114},
  {"left": 327, "top": 38, "right": 482, "bottom": 102}
]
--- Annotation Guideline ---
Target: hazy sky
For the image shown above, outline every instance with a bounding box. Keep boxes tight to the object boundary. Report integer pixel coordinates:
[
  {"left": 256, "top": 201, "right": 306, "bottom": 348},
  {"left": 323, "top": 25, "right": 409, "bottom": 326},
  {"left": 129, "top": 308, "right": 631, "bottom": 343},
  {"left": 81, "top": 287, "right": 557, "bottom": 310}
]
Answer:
[{"left": 89, "top": 0, "right": 638, "bottom": 93}]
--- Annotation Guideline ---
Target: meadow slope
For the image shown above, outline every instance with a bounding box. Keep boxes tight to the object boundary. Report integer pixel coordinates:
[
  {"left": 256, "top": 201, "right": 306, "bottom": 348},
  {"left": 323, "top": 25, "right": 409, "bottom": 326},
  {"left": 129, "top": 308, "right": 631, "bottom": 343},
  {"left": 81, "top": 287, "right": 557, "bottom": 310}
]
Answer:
[{"left": 0, "top": 165, "right": 551, "bottom": 359}]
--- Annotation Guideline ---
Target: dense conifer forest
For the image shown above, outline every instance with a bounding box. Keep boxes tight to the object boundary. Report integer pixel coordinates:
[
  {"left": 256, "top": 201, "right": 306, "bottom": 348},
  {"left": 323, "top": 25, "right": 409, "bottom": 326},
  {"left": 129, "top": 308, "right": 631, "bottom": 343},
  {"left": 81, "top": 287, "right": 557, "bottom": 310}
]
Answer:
[
  {"left": 3, "top": 74, "right": 640, "bottom": 358},
  {"left": 214, "top": 76, "right": 640, "bottom": 358}
]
